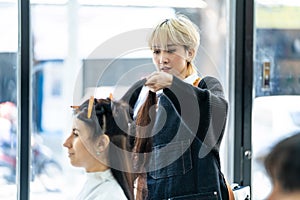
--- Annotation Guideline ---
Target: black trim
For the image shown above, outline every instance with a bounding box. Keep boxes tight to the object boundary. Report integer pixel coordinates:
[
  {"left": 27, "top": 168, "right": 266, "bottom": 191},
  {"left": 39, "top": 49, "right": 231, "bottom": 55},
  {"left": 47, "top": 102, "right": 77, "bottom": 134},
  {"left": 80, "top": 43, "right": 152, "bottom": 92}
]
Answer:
[{"left": 18, "top": 0, "right": 31, "bottom": 200}]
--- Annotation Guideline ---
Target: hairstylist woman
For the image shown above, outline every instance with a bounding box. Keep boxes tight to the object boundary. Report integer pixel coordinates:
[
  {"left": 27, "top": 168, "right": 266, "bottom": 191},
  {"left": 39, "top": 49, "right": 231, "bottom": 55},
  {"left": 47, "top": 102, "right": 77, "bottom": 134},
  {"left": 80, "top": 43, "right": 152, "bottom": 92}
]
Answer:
[{"left": 122, "top": 14, "right": 232, "bottom": 200}]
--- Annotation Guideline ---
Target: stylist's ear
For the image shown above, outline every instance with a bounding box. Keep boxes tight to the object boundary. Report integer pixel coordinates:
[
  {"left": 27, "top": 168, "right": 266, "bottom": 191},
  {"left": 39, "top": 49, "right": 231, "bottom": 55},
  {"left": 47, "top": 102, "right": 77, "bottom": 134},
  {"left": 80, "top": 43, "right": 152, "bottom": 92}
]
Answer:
[
  {"left": 187, "top": 49, "right": 195, "bottom": 60},
  {"left": 97, "top": 134, "right": 110, "bottom": 152}
]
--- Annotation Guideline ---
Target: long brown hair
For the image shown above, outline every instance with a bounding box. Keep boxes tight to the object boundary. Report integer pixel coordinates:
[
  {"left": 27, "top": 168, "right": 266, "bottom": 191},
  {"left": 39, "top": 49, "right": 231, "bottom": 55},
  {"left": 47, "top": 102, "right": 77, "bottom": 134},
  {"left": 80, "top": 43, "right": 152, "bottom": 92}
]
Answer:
[
  {"left": 133, "top": 91, "right": 157, "bottom": 199},
  {"left": 134, "top": 91, "right": 156, "bottom": 165}
]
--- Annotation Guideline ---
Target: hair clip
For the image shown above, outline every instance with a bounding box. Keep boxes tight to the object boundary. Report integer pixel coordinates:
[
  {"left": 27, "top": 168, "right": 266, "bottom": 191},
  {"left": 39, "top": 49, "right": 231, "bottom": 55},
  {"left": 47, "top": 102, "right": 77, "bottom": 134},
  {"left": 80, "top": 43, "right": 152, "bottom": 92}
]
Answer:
[{"left": 87, "top": 96, "right": 94, "bottom": 119}]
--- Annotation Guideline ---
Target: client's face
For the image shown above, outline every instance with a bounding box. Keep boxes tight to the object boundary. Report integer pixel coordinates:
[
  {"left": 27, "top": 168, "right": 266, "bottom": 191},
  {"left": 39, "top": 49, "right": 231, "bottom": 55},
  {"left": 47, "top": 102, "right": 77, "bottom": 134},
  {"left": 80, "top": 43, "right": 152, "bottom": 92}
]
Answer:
[{"left": 63, "top": 118, "right": 102, "bottom": 172}]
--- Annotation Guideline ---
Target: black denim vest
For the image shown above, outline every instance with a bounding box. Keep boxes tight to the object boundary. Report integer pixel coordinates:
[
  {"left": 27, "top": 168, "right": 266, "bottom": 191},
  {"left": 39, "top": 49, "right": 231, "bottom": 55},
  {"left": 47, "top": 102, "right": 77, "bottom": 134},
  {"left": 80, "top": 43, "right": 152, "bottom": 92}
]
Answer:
[{"left": 146, "top": 94, "right": 228, "bottom": 200}]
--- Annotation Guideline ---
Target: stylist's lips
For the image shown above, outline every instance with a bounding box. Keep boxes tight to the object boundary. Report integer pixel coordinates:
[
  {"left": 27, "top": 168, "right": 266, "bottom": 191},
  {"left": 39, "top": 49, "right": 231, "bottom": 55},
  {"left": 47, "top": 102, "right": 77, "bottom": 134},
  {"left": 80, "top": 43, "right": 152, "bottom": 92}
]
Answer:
[{"left": 160, "top": 66, "right": 170, "bottom": 72}]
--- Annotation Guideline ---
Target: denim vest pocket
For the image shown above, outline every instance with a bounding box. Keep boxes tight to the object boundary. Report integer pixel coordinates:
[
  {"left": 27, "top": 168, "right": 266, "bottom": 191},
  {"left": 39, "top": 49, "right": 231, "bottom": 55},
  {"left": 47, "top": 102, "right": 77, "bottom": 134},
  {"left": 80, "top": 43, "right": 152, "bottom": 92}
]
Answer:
[
  {"left": 149, "top": 140, "right": 192, "bottom": 179},
  {"left": 165, "top": 191, "right": 218, "bottom": 200}
]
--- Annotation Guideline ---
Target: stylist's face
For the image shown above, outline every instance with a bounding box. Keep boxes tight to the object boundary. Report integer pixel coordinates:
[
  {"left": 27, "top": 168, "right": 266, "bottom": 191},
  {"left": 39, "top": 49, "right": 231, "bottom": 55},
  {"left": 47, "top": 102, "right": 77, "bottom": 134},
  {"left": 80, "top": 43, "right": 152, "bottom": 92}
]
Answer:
[
  {"left": 152, "top": 44, "right": 189, "bottom": 80},
  {"left": 63, "top": 118, "right": 99, "bottom": 171}
]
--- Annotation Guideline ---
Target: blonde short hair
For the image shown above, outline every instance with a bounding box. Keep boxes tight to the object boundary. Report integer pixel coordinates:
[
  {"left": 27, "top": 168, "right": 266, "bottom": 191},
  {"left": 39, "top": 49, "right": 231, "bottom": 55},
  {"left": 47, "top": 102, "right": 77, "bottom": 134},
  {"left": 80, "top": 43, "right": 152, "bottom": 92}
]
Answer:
[{"left": 148, "top": 14, "right": 200, "bottom": 74}]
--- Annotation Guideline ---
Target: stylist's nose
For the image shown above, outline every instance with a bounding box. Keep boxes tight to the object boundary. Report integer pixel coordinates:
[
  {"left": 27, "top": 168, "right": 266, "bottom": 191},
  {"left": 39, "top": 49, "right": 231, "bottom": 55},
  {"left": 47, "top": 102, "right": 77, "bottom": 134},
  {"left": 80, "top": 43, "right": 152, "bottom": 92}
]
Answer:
[{"left": 159, "top": 51, "right": 168, "bottom": 65}]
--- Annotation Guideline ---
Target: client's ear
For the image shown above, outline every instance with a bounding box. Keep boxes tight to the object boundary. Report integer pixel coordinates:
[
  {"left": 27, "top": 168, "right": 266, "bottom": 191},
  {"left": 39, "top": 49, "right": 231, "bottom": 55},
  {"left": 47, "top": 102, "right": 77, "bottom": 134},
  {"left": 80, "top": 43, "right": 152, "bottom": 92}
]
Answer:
[{"left": 97, "top": 134, "right": 110, "bottom": 152}]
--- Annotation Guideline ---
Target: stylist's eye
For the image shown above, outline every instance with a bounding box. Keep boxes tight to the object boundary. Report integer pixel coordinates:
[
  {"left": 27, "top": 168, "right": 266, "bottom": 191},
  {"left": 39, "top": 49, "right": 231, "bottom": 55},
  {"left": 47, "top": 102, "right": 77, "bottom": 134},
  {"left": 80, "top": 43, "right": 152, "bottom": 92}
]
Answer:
[
  {"left": 167, "top": 49, "right": 176, "bottom": 53},
  {"left": 153, "top": 49, "right": 160, "bottom": 54}
]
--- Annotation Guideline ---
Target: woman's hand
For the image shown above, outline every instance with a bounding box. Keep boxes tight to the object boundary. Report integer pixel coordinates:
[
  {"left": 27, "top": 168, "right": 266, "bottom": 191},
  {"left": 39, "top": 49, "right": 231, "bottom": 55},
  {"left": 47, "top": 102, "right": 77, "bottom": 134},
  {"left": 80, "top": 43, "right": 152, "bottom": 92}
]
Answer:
[{"left": 145, "top": 71, "right": 173, "bottom": 92}]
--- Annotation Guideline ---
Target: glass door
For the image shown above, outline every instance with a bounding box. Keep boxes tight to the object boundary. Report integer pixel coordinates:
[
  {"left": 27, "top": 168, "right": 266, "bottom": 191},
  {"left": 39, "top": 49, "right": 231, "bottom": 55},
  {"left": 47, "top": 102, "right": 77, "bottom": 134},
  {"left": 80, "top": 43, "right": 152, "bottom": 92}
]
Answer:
[
  {"left": 0, "top": 1, "right": 18, "bottom": 199},
  {"left": 29, "top": 1, "right": 232, "bottom": 199},
  {"left": 252, "top": 1, "right": 300, "bottom": 199}
]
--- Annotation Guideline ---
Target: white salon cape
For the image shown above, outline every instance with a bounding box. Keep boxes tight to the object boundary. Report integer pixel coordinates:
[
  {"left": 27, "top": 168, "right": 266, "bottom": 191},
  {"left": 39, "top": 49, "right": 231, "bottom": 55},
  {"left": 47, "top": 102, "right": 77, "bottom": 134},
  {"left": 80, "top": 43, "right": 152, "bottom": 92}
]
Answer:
[{"left": 76, "top": 169, "right": 128, "bottom": 200}]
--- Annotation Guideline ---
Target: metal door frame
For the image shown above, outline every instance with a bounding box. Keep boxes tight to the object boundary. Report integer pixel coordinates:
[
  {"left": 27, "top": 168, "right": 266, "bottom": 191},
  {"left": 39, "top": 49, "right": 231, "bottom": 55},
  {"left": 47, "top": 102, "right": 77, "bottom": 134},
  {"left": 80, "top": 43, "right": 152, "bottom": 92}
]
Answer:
[
  {"left": 233, "top": 0, "right": 254, "bottom": 187},
  {"left": 18, "top": 0, "right": 31, "bottom": 199}
]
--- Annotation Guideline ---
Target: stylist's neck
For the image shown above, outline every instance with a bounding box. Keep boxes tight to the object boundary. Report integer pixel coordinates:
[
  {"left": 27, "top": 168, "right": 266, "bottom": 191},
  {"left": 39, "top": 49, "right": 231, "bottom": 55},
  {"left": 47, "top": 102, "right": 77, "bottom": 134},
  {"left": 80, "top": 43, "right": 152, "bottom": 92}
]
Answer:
[{"left": 177, "top": 70, "right": 190, "bottom": 80}]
